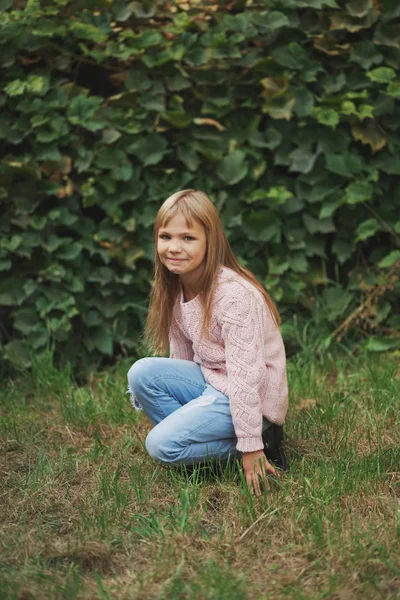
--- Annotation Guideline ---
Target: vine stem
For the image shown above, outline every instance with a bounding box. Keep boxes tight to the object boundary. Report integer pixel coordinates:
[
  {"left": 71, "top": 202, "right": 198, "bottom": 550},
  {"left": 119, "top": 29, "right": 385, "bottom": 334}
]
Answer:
[{"left": 330, "top": 259, "right": 400, "bottom": 342}]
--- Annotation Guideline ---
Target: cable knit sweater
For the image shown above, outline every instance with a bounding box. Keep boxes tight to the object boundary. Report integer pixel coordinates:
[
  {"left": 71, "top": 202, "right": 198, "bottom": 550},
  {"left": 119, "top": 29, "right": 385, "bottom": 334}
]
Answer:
[{"left": 168, "top": 266, "right": 288, "bottom": 453}]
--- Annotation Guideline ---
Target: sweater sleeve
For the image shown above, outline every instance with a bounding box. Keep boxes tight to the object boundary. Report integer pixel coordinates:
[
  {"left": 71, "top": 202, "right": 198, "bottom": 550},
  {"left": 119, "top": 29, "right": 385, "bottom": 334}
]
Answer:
[
  {"left": 169, "top": 317, "right": 194, "bottom": 361},
  {"left": 218, "top": 284, "right": 275, "bottom": 453}
]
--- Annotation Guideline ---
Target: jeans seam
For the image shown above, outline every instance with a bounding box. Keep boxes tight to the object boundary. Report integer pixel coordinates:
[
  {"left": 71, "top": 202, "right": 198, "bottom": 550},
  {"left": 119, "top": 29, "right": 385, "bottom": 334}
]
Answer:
[
  {"left": 173, "top": 408, "right": 235, "bottom": 451},
  {"left": 151, "top": 374, "right": 207, "bottom": 392},
  {"left": 144, "top": 375, "right": 207, "bottom": 421}
]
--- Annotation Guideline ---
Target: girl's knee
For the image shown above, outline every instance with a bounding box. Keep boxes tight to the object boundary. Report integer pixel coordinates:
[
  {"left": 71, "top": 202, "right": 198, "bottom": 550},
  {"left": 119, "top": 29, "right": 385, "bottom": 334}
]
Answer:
[
  {"left": 127, "top": 357, "right": 155, "bottom": 393},
  {"left": 145, "top": 428, "right": 164, "bottom": 462},
  {"left": 145, "top": 428, "right": 177, "bottom": 464}
]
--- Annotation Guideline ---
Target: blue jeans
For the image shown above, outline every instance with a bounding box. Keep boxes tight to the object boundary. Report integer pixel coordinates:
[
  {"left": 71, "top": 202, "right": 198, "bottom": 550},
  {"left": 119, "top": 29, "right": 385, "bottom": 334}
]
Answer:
[{"left": 127, "top": 357, "right": 272, "bottom": 466}]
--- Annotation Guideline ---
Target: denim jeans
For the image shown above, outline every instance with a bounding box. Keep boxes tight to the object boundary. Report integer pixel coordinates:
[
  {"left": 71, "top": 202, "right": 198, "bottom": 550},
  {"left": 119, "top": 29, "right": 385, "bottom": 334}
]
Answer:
[{"left": 127, "top": 357, "right": 272, "bottom": 466}]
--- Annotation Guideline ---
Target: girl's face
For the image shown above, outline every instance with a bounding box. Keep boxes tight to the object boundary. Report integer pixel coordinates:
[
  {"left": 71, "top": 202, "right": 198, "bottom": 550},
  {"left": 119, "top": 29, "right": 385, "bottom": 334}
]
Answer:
[{"left": 157, "top": 212, "right": 207, "bottom": 280}]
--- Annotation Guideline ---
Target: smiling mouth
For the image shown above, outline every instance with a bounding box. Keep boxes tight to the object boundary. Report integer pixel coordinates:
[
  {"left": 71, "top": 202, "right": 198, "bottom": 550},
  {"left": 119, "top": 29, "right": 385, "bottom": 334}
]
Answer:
[{"left": 168, "top": 258, "right": 186, "bottom": 261}]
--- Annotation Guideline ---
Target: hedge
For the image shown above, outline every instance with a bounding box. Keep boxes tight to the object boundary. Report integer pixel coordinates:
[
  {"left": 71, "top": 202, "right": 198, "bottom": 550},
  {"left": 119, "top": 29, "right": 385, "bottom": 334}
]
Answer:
[{"left": 1, "top": 0, "right": 400, "bottom": 374}]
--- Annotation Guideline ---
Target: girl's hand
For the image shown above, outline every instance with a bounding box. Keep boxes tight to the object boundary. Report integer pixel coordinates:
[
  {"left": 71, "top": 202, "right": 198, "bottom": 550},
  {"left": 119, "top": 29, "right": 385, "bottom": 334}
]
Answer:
[{"left": 242, "top": 450, "right": 276, "bottom": 496}]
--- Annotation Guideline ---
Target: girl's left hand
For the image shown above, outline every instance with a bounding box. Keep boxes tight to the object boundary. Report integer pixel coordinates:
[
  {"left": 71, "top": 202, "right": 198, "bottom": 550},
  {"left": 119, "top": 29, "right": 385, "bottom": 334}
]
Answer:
[{"left": 242, "top": 450, "right": 276, "bottom": 496}]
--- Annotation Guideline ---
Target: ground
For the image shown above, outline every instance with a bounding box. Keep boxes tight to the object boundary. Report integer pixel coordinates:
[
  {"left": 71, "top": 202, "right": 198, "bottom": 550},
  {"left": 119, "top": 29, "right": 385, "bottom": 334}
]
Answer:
[{"left": 0, "top": 349, "right": 399, "bottom": 599}]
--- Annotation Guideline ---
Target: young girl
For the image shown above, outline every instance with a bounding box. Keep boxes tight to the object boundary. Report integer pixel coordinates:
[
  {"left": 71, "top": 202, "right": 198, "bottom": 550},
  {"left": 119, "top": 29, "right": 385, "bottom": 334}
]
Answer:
[{"left": 127, "top": 189, "right": 288, "bottom": 496}]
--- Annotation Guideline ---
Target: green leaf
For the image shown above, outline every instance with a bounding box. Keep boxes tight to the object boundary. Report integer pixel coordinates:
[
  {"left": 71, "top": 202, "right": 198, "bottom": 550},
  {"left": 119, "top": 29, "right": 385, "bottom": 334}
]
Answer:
[
  {"left": 69, "top": 21, "right": 108, "bottom": 43},
  {"left": 5, "top": 75, "right": 50, "bottom": 97},
  {"left": 268, "top": 257, "right": 289, "bottom": 275},
  {"left": 67, "top": 95, "right": 104, "bottom": 131},
  {"left": 364, "top": 336, "right": 400, "bottom": 351},
  {"left": 367, "top": 67, "right": 396, "bottom": 83},
  {"left": 177, "top": 146, "right": 200, "bottom": 172},
  {"left": 303, "top": 214, "right": 335, "bottom": 234},
  {"left": 130, "top": 0, "right": 157, "bottom": 18},
  {"left": 378, "top": 250, "right": 400, "bottom": 268},
  {"left": 242, "top": 211, "right": 280, "bottom": 242},
  {"left": 3, "top": 340, "right": 31, "bottom": 368},
  {"left": 321, "top": 286, "right": 353, "bottom": 321},
  {"left": 102, "top": 128, "right": 121, "bottom": 144},
  {"left": 326, "top": 153, "right": 364, "bottom": 178},
  {"left": 85, "top": 327, "right": 113, "bottom": 355},
  {"left": 217, "top": 150, "right": 248, "bottom": 185},
  {"left": 332, "top": 239, "right": 354, "bottom": 263},
  {"left": 311, "top": 107, "right": 340, "bottom": 128},
  {"left": 14, "top": 308, "right": 39, "bottom": 334},
  {"left": 127, "top": 133, "right": 168, "bottom": 166},
  {"left": 289, "top": 148, "right": 318, "bottom": 174},
  {"left": 266, "top": 186, "right": 293, "bottom": 205},
  {"left": 344, "top": 180, "right": 373, "bottom": 204},
  {"left": 289, "top": 252, "right": 308, "bottom": 273},
  {"left": 271, "top": 43, "right": 308, "bottom": 70},
  {"left": 386, "top": 81, "right": 400, "bottom": 97},
  {"left": 356, "top": 218, "right": 381, "bottom": 241},
  {"left": 349, "top": 41, "right": 383, "bottom": 69},
  {"left": 293, "top": 87, "right": 315, "bottom": 118},
  {"left": 256, "top": 11, "right": 289, "bottom": 30},
  {"left": 319, "top": 199, "right": 341, "bottom": 218}
]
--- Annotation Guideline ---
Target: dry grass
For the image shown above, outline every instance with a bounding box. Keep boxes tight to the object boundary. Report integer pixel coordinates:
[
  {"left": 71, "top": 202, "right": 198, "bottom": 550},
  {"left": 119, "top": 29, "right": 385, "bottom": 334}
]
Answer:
[{"left": 0, "top": 350, "right": 399, "bottom": 599}]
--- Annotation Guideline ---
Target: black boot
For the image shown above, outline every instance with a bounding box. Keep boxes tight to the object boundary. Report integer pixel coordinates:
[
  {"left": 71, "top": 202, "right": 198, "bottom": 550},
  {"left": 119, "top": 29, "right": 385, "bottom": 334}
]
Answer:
[{"left": 262, "top": 424, "right": 289, "bottom": 471}]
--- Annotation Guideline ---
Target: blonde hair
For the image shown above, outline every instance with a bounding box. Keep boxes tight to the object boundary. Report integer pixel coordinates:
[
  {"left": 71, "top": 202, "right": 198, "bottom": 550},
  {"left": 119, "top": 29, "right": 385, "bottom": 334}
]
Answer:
[{"left": 145, "top": 189, "right": 280, "bottom": 355}]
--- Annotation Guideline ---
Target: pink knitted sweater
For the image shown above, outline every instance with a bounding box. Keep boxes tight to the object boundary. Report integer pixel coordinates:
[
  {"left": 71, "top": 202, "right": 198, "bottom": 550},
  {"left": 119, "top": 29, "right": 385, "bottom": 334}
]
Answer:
[{"left": 169, "top": 266, "right": 288, "bottom": 453}]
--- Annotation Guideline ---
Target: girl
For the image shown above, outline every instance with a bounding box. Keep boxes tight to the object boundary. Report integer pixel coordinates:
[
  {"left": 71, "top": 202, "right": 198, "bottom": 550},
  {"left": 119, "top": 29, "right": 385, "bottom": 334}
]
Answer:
[{"left": 127, "top": 190, "right": 288, "bottom": 496}]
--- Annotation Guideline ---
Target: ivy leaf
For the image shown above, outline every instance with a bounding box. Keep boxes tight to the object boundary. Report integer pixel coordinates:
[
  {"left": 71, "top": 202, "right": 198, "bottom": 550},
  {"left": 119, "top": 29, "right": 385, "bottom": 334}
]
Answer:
[
  {"left": 332, "top": 239, "right": 354, "bottom": 263},
  {"left": 326, "top": 152, "right": 364, "bottom": 177},
  {"left": 177, "top": 146, "right": 200, "bottom": 172},
  {"left": 378, "top": 250, "right": 400, "bottom": 268},
  {"left": 349, "top": 41, "right": 383, "bottom": 69},
  {"left": 256, "top": 11, "right": 289, "bottom": 30},
  {"left": 69, "top": 21, "right": 109, "bottom": 43},
  {"left": 351, "top": 122, "right": 387, "bottom": 152},
  {"left": 5, "top": 75, "right": 50, "bottom": 97},
  {"left": 266, "top": 186, "right": 293, "bottom": 205},
  {"left": 356, "top": 218, "right": 381, "bottom": 241},
  {"left": 130, "top": 0, "right": 157, "bottom": 19},
  {"left": 311, "top": 107, "right": 340, "bottom": 128},
  {"left": 386, "top": 81, "right": 400, "bottom": 97},
  {"left": 289, "top": 148, "right": 318, "bottom": 173},
  {"left": 67, "top": 95, "right": 104, "bottom": 131},
  {"left": 127, "top": 133, "right": 168, "bottom": 166},
  {"left": 102, "top": 128, "right": 121, "bottom": 144},
  {"left": 268, "top": 257, "right": 289, "bottom": 275},
  {"left": 367, "top": 67, "right": 396, "bottom": 83},
  {"left": 271, "top": 43, "right": 308, "bottom": 70},
  {"left": 242, "top": 211, "right": 280, "bottom": 242},
  {"left": 262, "top": 96, "right": 296, "bottom": 120},
  {"left": 344, "top": 180, "right": 373, "bottom": 204},
  {"left": 217, "top": 150, "right": 248, "bottom": 185},
  {"left": 321, "top": 286, "right": 353, "bottom": 321},
  {"left": 85, "top": 327, "right": 113, "bottom": 355},
  {"left": 293, "top": 87, "right": 315, "bottom": 118}
]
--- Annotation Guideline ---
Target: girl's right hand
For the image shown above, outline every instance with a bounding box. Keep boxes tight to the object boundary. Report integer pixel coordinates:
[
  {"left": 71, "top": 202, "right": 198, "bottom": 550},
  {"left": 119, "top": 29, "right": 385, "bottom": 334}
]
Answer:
[{"left": 242, "top": 450, "right": 277, "bottom": 496}]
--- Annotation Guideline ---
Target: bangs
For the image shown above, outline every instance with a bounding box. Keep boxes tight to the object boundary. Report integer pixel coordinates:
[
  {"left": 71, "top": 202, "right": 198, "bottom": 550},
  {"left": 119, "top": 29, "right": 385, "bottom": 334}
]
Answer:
[{"left": 159, "top": 197, "right": 196, "bottom": 230}]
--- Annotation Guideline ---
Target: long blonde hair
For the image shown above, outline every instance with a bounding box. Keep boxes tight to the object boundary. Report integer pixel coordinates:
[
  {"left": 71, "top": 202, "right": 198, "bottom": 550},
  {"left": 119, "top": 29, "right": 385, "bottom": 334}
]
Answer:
[{"left": 145, "top": 189, "right": 280, "bottom": 355}]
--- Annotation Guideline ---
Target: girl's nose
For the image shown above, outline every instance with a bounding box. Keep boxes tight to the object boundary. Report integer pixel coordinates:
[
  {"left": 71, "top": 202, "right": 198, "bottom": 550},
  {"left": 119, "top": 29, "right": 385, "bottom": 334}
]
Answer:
[{"left": 169, "top": 242, "right": 182, "bottom": 252}]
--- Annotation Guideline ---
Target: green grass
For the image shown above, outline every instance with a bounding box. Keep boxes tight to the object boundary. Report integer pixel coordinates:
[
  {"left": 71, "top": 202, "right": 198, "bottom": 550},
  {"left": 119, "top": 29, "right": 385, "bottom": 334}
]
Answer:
[{"left": 0, "top": 348, "right": 399, "bottom": 599}]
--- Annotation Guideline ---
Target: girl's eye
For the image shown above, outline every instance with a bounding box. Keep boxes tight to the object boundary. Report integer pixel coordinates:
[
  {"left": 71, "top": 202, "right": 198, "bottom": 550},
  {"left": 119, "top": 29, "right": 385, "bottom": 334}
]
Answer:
[
  {"left": 184, "top": 236, "right": 194, "bottom": 241},
  {"left": 159, "top": 234, "right": 170, "bottom": 240}
]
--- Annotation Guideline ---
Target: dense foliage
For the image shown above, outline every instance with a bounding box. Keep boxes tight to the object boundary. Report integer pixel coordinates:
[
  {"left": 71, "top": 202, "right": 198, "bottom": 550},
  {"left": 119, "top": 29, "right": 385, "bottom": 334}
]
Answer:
[{"left": 1, "top": 0, "right": 399, "bottom": 373}]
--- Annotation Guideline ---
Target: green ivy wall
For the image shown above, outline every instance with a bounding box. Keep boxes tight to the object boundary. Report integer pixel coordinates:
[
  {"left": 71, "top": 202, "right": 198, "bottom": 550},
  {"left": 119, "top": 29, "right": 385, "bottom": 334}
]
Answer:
[{"left": 1, "top": 0, "right": 399, "bottom": 373}]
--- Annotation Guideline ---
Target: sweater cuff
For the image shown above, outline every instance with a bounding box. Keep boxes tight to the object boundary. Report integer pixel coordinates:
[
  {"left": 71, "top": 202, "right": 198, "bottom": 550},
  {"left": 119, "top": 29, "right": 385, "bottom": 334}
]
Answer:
[{"left": 236, "top": 436, "right": 264, "bottom": 453}]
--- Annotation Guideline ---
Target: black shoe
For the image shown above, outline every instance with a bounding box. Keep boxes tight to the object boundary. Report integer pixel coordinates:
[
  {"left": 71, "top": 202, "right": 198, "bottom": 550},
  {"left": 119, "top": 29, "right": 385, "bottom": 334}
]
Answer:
[{"left": 262, "top": 424, "right": 289, "bottom": 471}]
